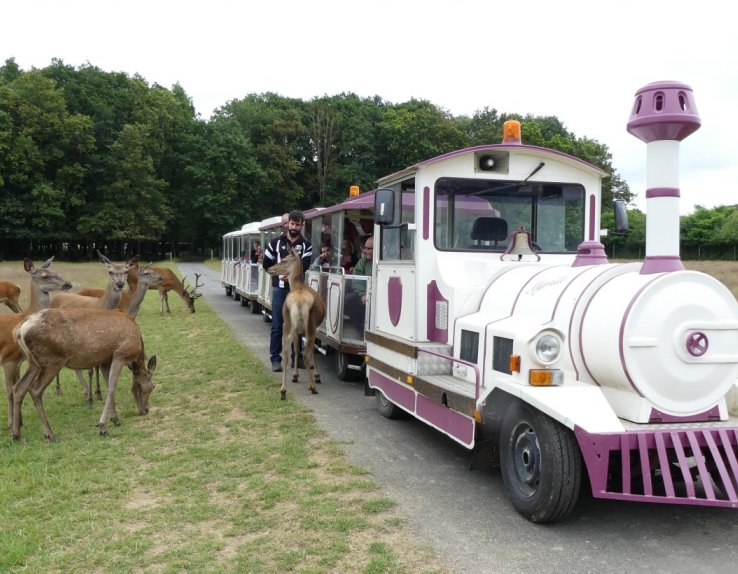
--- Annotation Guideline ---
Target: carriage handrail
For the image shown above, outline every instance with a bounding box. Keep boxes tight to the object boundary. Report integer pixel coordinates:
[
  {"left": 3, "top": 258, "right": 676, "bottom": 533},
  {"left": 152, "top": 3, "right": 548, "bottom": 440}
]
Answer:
[{"left": 416, "top": 347, "right": 481, "bottom": 401}]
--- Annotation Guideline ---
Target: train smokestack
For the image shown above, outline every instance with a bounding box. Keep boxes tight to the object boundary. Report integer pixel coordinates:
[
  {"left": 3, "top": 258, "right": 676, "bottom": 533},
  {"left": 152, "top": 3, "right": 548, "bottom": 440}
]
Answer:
[{"left": 627, "top": 81, "right": 701, "bottom": 274}]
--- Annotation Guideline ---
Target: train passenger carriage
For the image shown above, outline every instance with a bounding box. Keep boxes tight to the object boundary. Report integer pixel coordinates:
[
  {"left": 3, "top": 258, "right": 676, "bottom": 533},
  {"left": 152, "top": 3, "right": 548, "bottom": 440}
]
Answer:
[
  {"left": 255, "top": 215, "right": 284, "bottom": 321},
  {"left": 305, "top": 188, "right": 375, "bottom": 380},
  {"left": 364, "top": 82, "right": 738, "bottom": 522},
  {"left": 234, "top": 221, "right": 263, "bottom": 312}
]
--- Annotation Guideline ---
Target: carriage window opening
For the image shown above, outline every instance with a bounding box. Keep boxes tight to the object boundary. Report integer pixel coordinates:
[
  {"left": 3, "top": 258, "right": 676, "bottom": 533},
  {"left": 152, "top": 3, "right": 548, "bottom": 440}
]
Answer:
[{"left": 434, "top": 177, "right": 584, "bottom": 253}]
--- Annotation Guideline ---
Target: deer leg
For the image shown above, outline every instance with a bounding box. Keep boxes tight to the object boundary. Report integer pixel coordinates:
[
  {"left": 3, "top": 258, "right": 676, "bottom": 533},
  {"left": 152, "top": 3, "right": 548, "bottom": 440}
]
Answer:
[
  {"left": 304, "top": 333, "right": 319, "bottom": 395},
  {"left": 159, "top": 290, "right": 165, "bottom": 316},
  {"left": 4, "top": 360, "right": 20, "bottom": 430},
  {"left": 27, "top": 365, "right": 65, "bottom": 442},
  {"left": 290, "top": 338, "right": 300, "bottom": 384},
  {"left": 55, "top": 373, "right": 62, "bottom": 396},
  {"left": 164, "top": 292, "right": 171, "bottom": 314},
  {"left": 94, "top": 367, "right": 102, "bottom": 401},
  {"left": 98, "top": 363, "right": 118, "bottom": 425},
  {"left": 280, "top": 330, "right": 291, "bottom": 400},
  {"left": 98, "top": 361, "right": 121, "bottom": 436},
  {"left": 74, "top": 369, "right": 93, "bottom": 408}
]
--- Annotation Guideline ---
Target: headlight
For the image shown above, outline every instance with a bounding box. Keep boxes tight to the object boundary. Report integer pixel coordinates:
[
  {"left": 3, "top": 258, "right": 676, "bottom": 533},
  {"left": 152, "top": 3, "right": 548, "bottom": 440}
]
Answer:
[{"left": 535, "top": 333, "right": 561, "bottom": 364}]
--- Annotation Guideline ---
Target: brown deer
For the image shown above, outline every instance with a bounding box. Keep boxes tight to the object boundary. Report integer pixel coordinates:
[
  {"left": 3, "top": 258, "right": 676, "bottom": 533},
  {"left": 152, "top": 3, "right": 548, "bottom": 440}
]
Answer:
[
  {"left": 148, "top": 268, "right": 203, "bottom": 316},
  {"left": 50, "top": 251, "right": 134, "bottom": 406},
  {"left": 50, "top": 251, "right": 133, "bottom": 311},
  {"left": 0, "top": 280, "right": 22, "bottom": 313},
  {"left": 56, "top": 265, "right": 164, "bottom": 401},
  {"left": 12, "top": 307, "right": 157, "bottom": 441},
  {"left": 266, "top": 246, "right": 325, "bottom": 399},
  {"left": 77, "top": 265, "right": 164, "bottom": 318},
  {"left": 1, "top": 258, "right": 72, "bottom": 430}
]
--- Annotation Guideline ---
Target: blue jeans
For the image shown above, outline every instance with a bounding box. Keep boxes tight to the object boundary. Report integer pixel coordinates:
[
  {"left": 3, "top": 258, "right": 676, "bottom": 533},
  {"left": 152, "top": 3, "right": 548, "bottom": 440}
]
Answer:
[{"left": 270, "top": 287, "right": 302, "bottom": 364}]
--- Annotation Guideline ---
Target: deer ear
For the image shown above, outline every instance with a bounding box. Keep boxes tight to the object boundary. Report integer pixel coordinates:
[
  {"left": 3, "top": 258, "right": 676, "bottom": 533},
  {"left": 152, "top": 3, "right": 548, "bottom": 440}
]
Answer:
[
  {"left": 42, "top": 256, "right": 54, "bottom": 268},
  {"left": 148, "top": 355, "right": 157, "bottom": 374},
  {"left": 98, "top": 251, "right": 112, "bottom": 265},
  {"left": 24, "top": 259, "right": 34, "bottom": 273}
]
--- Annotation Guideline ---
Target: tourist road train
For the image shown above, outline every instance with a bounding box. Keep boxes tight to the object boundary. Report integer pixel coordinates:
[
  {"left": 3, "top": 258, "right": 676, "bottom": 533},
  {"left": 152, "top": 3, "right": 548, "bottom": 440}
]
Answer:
[{"left": 221, "top": 81, "right": 738, "bottom": 522}]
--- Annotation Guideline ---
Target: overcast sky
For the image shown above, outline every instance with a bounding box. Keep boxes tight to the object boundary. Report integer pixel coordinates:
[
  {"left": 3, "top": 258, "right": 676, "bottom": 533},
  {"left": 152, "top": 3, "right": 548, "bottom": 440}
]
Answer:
[{"left": 3, "top": 0, "right": 736, "bottom": 214}]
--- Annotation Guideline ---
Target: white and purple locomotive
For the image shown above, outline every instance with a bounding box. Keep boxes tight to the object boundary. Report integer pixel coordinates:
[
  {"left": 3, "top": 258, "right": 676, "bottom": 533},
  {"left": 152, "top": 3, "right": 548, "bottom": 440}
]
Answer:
[{"left": 364, "top": 81, "right": 738, "bottom": 522}]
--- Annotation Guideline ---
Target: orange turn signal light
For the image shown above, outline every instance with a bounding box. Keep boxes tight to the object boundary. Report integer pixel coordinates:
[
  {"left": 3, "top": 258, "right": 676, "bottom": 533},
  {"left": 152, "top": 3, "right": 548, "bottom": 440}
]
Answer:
[
  {"left": 349, "top": 185, "right": 360, "bottom": 196},
  {"left": 529, "top": 369, "right": 563, "bottom": 386},
  {"left": 509, "top": 355, "right": 521, "bottom": 373}
]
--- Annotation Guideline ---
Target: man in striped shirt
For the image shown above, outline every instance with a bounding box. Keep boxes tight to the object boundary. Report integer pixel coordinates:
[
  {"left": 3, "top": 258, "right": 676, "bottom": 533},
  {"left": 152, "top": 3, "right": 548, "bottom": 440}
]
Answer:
[{"left": 262, "top": 210, "right": 313, "bottom": 372}]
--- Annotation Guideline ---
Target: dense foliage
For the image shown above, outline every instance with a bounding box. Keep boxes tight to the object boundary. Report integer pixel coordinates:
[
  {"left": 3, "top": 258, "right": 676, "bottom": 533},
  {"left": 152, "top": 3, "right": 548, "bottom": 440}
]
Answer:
[{"left": 1, "top": 58, "right": 733, "bottom": 260}]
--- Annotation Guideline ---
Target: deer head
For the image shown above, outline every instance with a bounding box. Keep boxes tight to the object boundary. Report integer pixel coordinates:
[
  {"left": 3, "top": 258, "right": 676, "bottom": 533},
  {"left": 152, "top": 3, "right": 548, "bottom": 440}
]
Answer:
[
  {"left": 130, "top": 355, "right": 157, "bottom": 415},
  {"left": 97, "top": 250, "right": 131, "bottom": 292},
  {"left": 24, "top": 257, "right": 73, "bottom": 295},
  {"left": 181, "top": 274, "right": 204, "bottom": 312}
]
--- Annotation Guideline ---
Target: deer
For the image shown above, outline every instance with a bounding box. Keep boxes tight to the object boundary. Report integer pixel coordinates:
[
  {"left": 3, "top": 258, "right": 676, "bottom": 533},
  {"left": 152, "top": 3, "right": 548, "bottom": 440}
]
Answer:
[
  {"left": 76, "top": 264, "right": 164, "bottom": 319},
  {"left": 56, "top": 264, "right": 164, "bottom": 401},
  {"left": 49, "top": 251, "right": 134, "bottom": 406},
  {"left": 12, "top": 307, "right": 157, "bottom": 441},
  {"left": 266, "top": 246, "right": 326, "bottom": 400},
  {"left": 0, "top": 280, "right": 22, "bottom": 313},
  {"left": 1, "top": 258, "right": 72, "bottom": 430},
  {"left": 148, "top": 267, "right": 203, "bottom": 316},
  {"left": 50, "top": 251, "right": 133, "bottom": 311}
]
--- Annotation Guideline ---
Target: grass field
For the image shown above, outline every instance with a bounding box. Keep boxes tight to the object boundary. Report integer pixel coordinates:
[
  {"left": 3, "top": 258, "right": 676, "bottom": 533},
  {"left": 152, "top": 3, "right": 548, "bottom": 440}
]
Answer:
[{"left": 0, "top": 258, "right": 447, "bottom": 574}]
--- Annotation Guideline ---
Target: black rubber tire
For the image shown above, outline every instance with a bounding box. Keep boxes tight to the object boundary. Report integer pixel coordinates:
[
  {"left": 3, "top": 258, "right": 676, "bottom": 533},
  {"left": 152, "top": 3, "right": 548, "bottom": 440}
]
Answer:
[
  {"left": 376, "top": 390, "right": 406, "bottom": 419},
  {"left": 335, "top": 351, "right": 363, "bottom": 381},
  {"left": 250, "top": 300, "right": 261, "bottom": 315},
  {"left": 225, "top": 286, "right": 232, "bottom": 297},
  {"left": 499, "top": 400, "right": 582, "bottom": 523},
  {"left": 240, "top": 296, "right": 248, "bottom": 306}
]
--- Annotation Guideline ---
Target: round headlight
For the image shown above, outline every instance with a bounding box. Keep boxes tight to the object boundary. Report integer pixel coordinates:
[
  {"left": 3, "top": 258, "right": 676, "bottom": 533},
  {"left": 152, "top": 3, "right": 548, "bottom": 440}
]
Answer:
[{"left": 535, "top": 334, "right": 561, "bottom": 363}]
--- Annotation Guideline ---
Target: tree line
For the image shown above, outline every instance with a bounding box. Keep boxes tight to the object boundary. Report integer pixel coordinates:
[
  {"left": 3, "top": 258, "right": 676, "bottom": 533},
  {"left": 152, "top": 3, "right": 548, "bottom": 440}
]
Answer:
[{"left": 1, "top": 58, "right": 734, "bottom": 261}]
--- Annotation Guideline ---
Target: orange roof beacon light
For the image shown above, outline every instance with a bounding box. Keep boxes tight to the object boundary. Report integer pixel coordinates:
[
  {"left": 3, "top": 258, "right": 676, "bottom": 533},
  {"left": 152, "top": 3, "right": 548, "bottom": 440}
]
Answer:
[
  {"left": 502, "top": 120, "right": 522, "bottom": 145},
  {"left": 349, "top": 185, "right": 360, "bottom": 197}
]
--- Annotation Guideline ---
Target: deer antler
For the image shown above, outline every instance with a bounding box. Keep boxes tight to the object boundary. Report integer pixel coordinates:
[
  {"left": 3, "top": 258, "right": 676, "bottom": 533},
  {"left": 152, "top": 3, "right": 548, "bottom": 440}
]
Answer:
[
  {"left": 182, "top": 274, "right": 204, "bottom": 299},
  {"left": 191, "top": 273, "right": 204, "bottom": 299}
]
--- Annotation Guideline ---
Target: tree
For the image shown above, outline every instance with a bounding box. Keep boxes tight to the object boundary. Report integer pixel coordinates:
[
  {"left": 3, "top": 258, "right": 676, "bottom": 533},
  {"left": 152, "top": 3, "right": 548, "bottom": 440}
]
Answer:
[{"left": 78, "top": 123, "right": 169, "bottom": 241}]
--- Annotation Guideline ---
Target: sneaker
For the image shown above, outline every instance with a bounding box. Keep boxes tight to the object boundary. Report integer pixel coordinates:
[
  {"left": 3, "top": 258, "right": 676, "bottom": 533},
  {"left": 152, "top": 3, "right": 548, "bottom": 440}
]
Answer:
[{"left": 271, "top": 361, "right": 282, "bottom": 372}]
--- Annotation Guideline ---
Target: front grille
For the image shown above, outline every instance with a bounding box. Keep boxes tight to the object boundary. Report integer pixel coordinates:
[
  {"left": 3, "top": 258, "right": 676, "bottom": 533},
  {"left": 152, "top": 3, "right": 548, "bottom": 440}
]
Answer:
[
  {"left": 459, "top": 330, "right": 479, "bottom": 364},
  {"left": 493, "top": 336, "right": 513, "bottom": 374},
  {"left": 577, "top": 426, "right": 738, "bottom": 507}
]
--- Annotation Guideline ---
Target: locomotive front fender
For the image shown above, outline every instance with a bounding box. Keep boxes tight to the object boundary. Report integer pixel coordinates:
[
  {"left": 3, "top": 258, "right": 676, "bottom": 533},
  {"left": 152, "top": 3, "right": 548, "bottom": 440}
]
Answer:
[{"left": 484, "top": 377, "right": 624, "bottom": 435}]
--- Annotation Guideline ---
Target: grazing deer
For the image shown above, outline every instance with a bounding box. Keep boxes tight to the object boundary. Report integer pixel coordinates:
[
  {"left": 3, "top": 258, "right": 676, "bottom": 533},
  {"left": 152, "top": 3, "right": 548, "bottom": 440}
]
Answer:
[
  {"left": 266, "top": 246, "right": 326, "bottom": 399},
  {"left": 50, "top": 251, "right": 134, "bottom": 406},
  {"left": 57, "top": 265, "right": 164, "bottom": 401},
  {"left": 12, "top": 307, "right": 157, "bottom": 441},
  {"left": 1, "top": 258, "right": 72, "bottom": 430},
  {"left": 148, "top": 268, "right": 203, "bottom": 316},
  {"left": 0, "top": 280, "right": 22, "bottom": 313}
]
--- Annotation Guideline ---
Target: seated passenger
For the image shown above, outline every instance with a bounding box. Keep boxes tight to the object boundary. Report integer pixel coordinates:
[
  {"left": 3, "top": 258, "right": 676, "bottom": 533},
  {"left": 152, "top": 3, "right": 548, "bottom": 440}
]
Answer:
[{"left": 344, "top": 236, "right": 373, "bottom": 334}]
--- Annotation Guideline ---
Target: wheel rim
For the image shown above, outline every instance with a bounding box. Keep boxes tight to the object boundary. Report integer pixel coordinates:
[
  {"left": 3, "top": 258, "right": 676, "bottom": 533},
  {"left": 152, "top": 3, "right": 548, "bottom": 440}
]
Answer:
[
  {"left": 378, "top": 392, "right": 390, "bottom": 408},
  {"left": 510, "top": 422, "right": 540, "bottom": 498}
]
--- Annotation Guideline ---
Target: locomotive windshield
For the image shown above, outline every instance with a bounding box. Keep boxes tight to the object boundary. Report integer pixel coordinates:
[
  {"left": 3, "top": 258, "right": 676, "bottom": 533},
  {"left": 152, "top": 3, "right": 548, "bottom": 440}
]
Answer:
[{"left": 434, "top": 177, "right": 585, "bottom": 253}]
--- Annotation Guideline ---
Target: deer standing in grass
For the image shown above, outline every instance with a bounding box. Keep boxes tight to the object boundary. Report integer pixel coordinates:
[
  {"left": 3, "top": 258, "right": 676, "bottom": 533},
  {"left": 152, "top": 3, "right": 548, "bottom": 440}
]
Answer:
[
  {"left": 1, "top": 258, "right": 72, "bottom": 430},
  {"left": 12, "top": 307, "right": 157, "bottom": 441},
  {"left": 58, "top": 264, "right": 164, "bottom": 400},
  {"left": 267, "top": 246, "right": 325, "bottom": 399},
  {"left": 147, "top": 267, "right": 203, "bottom": 316},
  {"left": 50, "top": 251, "right": 134, "bottom": 406},
  {"left": 0, "top": 280, "right": 22, "bottom": 313},
  {"left": 77, "top": 264, "right": 164, "bottom": 319}
]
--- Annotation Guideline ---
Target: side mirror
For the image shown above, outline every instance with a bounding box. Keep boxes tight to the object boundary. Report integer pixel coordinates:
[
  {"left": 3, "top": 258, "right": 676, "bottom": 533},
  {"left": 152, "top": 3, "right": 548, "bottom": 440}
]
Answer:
[
  {"left": 374, "top": 188, "right": 395, "bottom": 225},
  {"left": 614, "top": 200, "right": 629, "bottom": 234}
]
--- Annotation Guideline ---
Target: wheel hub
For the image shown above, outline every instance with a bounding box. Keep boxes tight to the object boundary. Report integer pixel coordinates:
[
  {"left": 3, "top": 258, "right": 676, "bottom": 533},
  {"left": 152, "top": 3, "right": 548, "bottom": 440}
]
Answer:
[{"left": 513, "top": 424, "right": 540, "bottom": 496}]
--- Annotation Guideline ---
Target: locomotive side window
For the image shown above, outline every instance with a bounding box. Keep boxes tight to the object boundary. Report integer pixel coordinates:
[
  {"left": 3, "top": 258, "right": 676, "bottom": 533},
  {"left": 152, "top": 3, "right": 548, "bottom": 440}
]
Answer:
[{"left": 434, "top": 178, "right": 585, "bottom": 253}]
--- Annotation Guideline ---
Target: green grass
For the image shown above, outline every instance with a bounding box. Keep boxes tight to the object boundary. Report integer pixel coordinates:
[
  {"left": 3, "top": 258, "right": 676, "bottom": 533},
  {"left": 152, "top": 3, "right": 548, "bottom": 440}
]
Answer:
[{"left": 0, "top": 260, "right": 448, "bottom": 574}]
